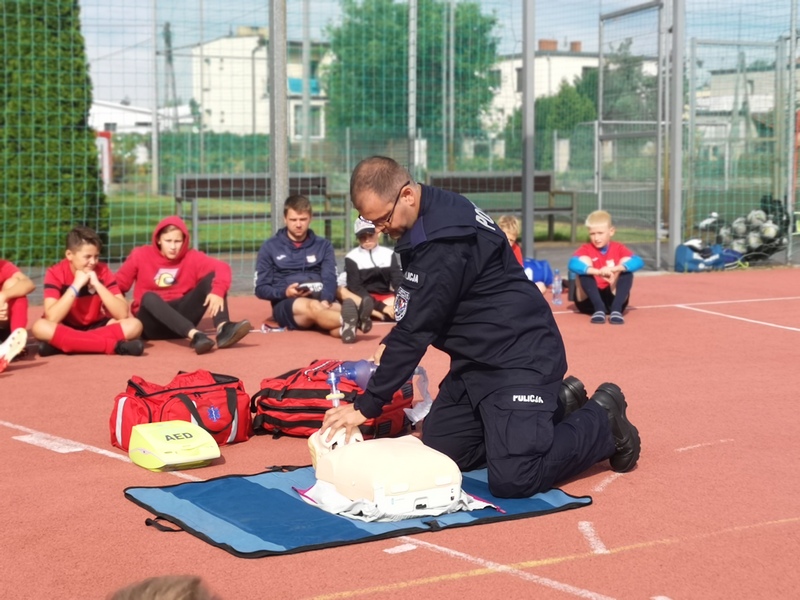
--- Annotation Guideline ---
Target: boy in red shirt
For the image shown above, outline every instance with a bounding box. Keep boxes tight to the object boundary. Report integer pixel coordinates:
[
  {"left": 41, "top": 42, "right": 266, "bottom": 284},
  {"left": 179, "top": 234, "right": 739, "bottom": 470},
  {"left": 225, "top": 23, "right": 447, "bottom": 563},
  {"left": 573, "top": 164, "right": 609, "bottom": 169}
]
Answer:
[
  {"left": 0, "top": 259, "right": 35, "bottom": 371},
  {"left": 568, "top": 210, "right": 644, "bottom": 325},
  {"left": 32, "top": 226, "right": 144, "bottom": 355}
]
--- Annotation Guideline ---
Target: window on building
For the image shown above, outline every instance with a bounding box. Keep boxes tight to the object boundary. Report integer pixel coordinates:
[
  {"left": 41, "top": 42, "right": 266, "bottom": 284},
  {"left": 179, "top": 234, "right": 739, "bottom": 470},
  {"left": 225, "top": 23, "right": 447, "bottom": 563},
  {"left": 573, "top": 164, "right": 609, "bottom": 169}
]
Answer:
[
  {"left": 104, "top": 123, "right": 117, "bottom": 132},
  {"left": 293, "top": 105, "right": 322, "bottom": 138},
  {"left": 516, "top": 67, "right": 523, "bottom": 92}
]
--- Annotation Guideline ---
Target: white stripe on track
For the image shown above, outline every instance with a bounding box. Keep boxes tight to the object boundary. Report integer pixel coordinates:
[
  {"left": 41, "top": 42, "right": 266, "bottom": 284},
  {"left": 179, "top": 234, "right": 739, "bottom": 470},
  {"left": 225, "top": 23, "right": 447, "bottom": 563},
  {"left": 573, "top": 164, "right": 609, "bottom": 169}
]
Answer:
[
  {"left": 675, "top": 439, "right": 734, "bottom": 453},
  {"left": 0, "top": 419, "right": 202, "bottom": 482},
  {"left": 578, "top": 521, "right": 611, "bottom": 554},
  {"left": 676, "top": 304, "right": 800, "bottom": 332},
  {"left": 399, "top": 536, "right": 616, "bottom": 600}
]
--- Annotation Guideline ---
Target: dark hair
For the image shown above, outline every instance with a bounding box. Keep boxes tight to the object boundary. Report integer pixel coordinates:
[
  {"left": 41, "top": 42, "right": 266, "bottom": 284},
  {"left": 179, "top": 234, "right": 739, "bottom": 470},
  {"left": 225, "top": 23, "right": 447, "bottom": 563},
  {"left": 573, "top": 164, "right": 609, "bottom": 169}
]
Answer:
[
  {"left": 284, "top": 194, "right": 312, "bottom": 216},
  {"left": 66, "top": 226, "right": 102, "bottom": 252},
  {"left": 350, "top": 156, "right": 411, "bottom": 204}
]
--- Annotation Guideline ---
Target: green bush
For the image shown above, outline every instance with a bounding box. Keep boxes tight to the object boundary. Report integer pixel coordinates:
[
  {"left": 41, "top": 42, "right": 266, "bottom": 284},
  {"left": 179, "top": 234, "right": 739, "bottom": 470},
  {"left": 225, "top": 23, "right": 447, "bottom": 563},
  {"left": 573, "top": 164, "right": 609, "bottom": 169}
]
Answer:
[{"left": 0, "top": 0, "right": 108, "bottom": 265}]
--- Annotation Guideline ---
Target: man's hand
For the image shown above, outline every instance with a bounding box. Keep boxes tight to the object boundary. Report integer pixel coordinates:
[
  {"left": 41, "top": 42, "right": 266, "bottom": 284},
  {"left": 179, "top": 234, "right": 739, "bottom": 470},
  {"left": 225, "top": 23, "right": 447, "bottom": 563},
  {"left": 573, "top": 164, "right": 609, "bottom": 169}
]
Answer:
[
  {"left": 286, "top": 283, "right": 311, "bottom": 299},
  {"left": 321, "top": 403, "right": 367, "bottom": 443},
  {"left": 204, "top": 293, "right": 224, "bottom": 317}
]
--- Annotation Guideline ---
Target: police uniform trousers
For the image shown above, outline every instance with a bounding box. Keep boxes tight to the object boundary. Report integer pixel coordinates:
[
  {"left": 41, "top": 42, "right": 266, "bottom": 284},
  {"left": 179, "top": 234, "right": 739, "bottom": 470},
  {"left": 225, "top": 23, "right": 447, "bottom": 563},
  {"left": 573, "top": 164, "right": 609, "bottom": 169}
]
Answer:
[{"left": 422, "top": 373, "right": 615, "bottom": 498}]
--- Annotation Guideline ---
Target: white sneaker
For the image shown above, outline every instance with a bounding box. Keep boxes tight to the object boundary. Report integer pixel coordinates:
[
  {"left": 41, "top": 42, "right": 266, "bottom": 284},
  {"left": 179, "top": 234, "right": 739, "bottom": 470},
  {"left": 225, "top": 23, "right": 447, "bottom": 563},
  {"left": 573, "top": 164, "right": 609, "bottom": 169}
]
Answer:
[{"left": 0, "top": 328, "right": 28, "bottom": 374}]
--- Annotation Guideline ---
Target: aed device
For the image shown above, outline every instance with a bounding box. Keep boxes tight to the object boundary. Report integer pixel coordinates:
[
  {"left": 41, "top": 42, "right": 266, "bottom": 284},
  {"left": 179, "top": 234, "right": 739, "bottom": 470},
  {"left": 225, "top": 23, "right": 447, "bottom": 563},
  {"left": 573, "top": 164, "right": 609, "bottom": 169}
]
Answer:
[{"left": 128, "top": 421, "right": 220, "bottom": 471}]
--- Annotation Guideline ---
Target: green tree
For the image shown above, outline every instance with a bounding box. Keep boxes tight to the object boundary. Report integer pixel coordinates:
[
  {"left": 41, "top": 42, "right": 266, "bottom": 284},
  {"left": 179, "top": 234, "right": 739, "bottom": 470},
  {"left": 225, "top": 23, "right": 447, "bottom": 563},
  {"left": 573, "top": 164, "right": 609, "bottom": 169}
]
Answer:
[
  {"left": 1, "top": 0, "right": 107, "bottom": 264},
  {"left": 601, "top": 38, "right": 658, "bottom": 122},
  {"left": 503, "top": 80, "right": 596, "bottom": 169},
  {"left": 323, "top": 0, "right": 498, "bottom": 165}
]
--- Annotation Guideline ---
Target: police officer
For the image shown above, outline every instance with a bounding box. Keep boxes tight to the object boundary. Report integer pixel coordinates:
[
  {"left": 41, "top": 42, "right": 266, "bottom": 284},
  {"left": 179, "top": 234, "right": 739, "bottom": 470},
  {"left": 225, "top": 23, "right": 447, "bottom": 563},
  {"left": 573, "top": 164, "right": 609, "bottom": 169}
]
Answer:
[{"left": 322, "top": 156, "right": 640, "bottom": 498}]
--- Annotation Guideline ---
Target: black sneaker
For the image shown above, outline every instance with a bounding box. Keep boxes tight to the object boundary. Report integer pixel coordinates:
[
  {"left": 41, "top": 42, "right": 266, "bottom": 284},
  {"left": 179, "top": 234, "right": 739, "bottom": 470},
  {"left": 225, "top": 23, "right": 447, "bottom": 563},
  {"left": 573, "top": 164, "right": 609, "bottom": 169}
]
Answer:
[
  {"left": 591, "top": 383, "right": 641, "bottom": 472},
  {"left": 559, "top": 375, "right": 589, "bottom": 417},
  {"left": 216, "top": 320, "right": 251, "bottom": 349},
  {"left": 340, "top": 299, "right": 358, "bottom": 344},
  {"left": 114, "top": 339, "right": 145, "bottom": 356},
  {"left": 357, "top": 296, "right": 374, "bottom": 333},
  {"left": 191, "top": 332, "right": 214, "bottom": 355},
  {"left": 37, "top": 341, "right": 62, "bottom": 357}
]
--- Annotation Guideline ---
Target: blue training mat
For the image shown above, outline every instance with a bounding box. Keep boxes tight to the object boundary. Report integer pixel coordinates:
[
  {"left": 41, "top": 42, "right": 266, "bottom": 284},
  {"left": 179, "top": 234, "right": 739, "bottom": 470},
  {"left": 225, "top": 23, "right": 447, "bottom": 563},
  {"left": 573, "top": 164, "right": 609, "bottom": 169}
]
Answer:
[{"left": 124, "top": 466, "right": 592, "bottom": 557}]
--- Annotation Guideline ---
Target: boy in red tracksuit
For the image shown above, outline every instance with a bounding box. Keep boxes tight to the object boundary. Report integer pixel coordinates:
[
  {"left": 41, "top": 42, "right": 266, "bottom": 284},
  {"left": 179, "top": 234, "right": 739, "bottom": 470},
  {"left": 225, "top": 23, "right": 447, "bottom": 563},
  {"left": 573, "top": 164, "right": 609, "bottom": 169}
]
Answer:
[
  {"left": 115, "top": 216, "right": 250, "bottom": 354},
  {"left": 32, "top": 226, "right": 144, "bottom": 356}
]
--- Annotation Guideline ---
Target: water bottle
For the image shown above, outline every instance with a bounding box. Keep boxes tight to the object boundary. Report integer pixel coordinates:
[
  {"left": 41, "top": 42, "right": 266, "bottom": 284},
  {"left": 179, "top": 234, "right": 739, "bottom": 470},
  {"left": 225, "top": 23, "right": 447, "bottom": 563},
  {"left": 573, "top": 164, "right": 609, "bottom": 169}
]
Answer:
[
  {"left": 336, "top": 360, "right": 377, "bottom": 390},
  {"left": 552, "top": 269, "right": 563, "bottom": 305}
]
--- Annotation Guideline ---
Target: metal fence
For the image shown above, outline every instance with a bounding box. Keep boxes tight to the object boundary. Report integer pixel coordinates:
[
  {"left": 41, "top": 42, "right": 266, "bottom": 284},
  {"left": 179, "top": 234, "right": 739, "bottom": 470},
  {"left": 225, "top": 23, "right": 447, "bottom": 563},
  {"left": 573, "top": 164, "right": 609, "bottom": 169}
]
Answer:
[{"left": 2, "top": 0, "right": 799, "bottom": 273}]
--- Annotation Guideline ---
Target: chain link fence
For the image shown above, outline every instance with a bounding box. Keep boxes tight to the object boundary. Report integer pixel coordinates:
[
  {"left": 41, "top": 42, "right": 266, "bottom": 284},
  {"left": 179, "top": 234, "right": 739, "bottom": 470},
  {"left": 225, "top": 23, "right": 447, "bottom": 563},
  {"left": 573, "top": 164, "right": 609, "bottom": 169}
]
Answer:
[{"left": 2, "top": 0, "right": 798, "bottom": 276}]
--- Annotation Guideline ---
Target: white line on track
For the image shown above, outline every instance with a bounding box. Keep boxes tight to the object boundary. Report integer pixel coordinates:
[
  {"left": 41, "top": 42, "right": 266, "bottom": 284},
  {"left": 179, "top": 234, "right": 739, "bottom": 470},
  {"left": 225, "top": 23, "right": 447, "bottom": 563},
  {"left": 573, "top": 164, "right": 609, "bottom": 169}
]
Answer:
[
  {"left": 592, "top": 472, "right": 624, "bottom": 492},
  {"left": 675, "top": 304, "right": 800, "bottom": 332},
  {"left": 578, "top": 521, "right": 611, "bottom": 554},
  {"left": 636, "top": 295, "right": 800, "bottom": 310},
  {"left": 675, "top": 439, "right": 734, "bottom": 453},
  {"left": 383, "top": 543, "right": 417, "bottom": 554},
  {"left": 398, "top": 536, "right": 616, "bottom": 600},
  {"left": 0, "top": 419, "right": 202, "bottom": 482}
]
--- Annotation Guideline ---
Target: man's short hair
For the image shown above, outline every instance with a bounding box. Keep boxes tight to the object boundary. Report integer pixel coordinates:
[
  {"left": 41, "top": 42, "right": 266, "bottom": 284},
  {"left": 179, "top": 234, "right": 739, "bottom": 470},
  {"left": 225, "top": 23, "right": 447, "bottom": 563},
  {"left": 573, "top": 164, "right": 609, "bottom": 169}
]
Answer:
[
  {"left": 66, "top": 225, "right": 102, "bottom": 251},
  {"left": 585, "top": 210, "right": 613, "bottom": 228},
  {"left": 350, "top": 156, "right": 412, "bottom": 203},
  {"left": 284, "top": 194, "right": 313, "bottom": 216}
]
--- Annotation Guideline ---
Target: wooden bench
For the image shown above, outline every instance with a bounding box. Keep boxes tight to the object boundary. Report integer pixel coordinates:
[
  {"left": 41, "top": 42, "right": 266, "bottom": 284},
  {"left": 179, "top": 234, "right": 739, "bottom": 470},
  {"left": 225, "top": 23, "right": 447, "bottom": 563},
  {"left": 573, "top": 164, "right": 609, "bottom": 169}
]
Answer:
[
  {"left": 174, "top": 174, "right": 352, "bottom": 247},
  {"left": 426, "top": 172, "right": 578, "bottom": 243}
]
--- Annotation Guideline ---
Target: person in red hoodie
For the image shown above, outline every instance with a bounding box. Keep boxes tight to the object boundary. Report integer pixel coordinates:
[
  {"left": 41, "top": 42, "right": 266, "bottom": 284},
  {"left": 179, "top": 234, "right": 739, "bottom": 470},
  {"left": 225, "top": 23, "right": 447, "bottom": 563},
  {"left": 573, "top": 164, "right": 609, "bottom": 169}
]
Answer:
[{"left": 116, "top": 216, "right": 250, "bottom": 354}]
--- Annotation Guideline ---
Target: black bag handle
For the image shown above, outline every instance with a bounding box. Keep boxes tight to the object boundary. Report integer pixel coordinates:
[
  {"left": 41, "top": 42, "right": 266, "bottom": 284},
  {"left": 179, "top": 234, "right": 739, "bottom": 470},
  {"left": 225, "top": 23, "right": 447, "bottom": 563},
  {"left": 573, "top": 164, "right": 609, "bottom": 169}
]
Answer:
[{"left": 174, "top": 388, "right": 237, "bottom": 434}]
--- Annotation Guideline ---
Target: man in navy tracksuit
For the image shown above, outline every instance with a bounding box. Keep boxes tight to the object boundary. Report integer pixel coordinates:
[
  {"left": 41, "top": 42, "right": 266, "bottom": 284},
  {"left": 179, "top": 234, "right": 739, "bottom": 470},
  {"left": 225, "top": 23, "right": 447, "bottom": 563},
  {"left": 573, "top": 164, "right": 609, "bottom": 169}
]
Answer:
[
  {"left": 255, "top": 194, "right": 368, "bottom": 343},
  {"left": 322, "top": 156, "right": 641, "bottom": 498}
]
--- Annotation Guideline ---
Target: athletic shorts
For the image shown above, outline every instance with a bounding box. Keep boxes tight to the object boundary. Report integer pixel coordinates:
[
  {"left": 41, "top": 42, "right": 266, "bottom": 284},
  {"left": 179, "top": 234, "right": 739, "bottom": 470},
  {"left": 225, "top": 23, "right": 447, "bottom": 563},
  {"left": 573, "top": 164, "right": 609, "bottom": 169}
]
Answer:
[{"left": 271, "top": 299, "right": 299, "bottom": 330}]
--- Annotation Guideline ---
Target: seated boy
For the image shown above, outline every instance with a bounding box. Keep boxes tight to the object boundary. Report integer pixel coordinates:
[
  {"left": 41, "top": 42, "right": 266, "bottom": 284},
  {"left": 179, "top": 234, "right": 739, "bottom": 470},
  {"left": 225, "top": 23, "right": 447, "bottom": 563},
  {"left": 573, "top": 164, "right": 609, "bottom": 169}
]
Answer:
[
  {"left": 255, "top": 195, "right": 371, "bottom": 343},
  {"left": 497, "top": 214, "right": 547, "bottom": 294},
  {"left": 336, "top": 218, "right": 403, "bottom": 325},
  {"left": 568, "top": 210, "right": 644, "bottom": 325},
  {"left": 32, "top": 226, "right": 144, "bottom": 355},
  {"left": 0, "top": 258, "right": 36, "bottom": 364}
]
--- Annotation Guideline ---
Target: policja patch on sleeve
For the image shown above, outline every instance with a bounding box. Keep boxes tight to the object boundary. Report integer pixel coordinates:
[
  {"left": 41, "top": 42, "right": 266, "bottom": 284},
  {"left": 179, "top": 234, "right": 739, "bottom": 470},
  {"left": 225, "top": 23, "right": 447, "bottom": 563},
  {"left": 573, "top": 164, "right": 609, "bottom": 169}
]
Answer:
[{"left": 394, "top": 287, "right": 410, "bottom": 321}]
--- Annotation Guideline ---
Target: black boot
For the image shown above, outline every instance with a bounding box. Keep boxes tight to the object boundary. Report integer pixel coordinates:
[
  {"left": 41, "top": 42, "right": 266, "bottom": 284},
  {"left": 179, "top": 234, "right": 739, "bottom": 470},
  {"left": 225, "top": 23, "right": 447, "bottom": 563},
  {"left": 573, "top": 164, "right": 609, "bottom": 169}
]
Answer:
[{"left": 591, "top": 383, "right": 641, "bottom": 472}]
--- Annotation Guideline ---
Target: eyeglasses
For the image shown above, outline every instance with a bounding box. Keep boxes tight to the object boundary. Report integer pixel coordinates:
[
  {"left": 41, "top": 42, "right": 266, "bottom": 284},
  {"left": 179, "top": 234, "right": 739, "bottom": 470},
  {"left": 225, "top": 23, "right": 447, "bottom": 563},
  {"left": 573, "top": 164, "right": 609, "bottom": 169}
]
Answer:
[{"left": 363, "top": 180, "right": 411, "bottom": 228}]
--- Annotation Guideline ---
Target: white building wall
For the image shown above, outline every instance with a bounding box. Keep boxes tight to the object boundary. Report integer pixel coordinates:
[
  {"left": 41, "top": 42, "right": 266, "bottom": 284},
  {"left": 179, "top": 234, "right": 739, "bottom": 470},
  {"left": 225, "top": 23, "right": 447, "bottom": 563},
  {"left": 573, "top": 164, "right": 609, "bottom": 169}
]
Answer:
[{"left": 483, "top": 52, "right": 600, "bottom": 133}]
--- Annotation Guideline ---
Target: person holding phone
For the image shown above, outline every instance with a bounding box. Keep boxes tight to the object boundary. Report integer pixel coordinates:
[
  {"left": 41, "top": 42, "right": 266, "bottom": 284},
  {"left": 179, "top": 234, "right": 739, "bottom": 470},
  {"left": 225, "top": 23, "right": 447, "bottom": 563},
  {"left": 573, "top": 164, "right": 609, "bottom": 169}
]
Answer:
[{"left": 255, "top": 194, "right": 369, "bottom": 343}]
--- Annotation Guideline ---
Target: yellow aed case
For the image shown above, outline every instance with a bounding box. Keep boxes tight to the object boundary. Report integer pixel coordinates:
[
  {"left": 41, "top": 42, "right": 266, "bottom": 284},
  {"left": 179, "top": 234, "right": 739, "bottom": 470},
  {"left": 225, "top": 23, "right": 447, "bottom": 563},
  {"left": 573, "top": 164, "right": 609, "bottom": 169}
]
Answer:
[{"left": 128, "top": 421, "right": 220, "bottom": 471}]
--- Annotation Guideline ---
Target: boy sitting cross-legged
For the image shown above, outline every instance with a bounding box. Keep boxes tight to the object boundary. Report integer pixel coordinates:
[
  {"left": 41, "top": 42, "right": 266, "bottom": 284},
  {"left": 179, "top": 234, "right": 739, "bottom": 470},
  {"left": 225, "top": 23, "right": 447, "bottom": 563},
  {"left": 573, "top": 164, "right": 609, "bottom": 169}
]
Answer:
[{"left": 32, "top": 226, "right": 144, "bottom": 356}]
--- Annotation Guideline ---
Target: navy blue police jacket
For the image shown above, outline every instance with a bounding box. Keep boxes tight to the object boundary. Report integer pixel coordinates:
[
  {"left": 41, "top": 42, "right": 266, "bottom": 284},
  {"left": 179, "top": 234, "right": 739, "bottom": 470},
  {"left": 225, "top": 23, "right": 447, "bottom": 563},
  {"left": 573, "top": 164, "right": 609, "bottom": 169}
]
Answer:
[
  {"left": 354, "top": 185, "right": 567, "bottom": 419},
  {"left": 254, "top": 227, "right": 338, "bottom": 304}
]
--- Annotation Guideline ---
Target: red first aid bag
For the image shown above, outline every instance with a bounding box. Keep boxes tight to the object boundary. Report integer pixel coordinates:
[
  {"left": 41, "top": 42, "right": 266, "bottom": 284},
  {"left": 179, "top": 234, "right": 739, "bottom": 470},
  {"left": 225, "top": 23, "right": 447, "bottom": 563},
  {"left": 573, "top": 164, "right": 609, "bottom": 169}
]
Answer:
[
  {"left": 250, "top": 359, "right": 413, "bottom": 439},
  {"left": 110, "top": 370, "right": 253, "bottom": 451}
]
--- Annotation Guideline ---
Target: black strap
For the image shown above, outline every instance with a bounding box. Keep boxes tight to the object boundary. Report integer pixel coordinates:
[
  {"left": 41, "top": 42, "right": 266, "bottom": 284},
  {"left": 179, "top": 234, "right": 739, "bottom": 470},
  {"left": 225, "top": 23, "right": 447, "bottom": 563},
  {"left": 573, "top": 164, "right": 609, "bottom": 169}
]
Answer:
[
  {"left": 145, "top": 517, "right": 182, "bottom": 532},
  {"left": 174, "top": 388, "right": 237, "bottom": 434}
]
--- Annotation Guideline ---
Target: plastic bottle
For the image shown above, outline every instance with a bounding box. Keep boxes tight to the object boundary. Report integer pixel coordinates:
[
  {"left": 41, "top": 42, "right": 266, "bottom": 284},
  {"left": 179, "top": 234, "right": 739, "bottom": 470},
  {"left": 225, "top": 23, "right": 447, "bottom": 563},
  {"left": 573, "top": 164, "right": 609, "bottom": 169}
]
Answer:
[
  {"left": 336, "top": 360, "right": 377, "bottom": 390},
  {"left": 552, "top": 269, "right": 563, "bottom": 305}
]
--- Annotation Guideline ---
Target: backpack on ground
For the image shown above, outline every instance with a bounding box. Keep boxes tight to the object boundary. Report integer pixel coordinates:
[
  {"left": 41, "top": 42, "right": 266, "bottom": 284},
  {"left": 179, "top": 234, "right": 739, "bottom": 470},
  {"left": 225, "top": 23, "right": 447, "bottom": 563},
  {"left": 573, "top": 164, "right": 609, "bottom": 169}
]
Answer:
[
  {"left": 110, "top": 370, "right": 253, "bottom": 451},
  {"left": 250, "top": 359, "right": 413, "bottom": 439},
  {"left": 674, "top": 241, "right": 726, "bottom": 273}
]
